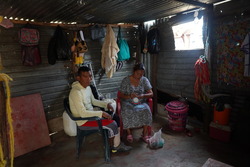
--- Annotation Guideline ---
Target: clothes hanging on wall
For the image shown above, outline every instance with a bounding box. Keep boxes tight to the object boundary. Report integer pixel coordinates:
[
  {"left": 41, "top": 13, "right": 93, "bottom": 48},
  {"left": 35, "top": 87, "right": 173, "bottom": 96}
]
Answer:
[
  {"left": 194, "top": 55, "right": 211, "bottom": 103},
  {"left": 0, "top": 17, "right": 13, "bottom": 29},
  {"left": 241, "top": 32, "right": 250, "bottom": 77},
  {"left": 71, "top": 30, "right": 88, "bottom": 65},
  {"left": 47, "top": 26, "right": 71, "bottom": 65},
  {"left": 215, "top": 20, "right": 250, "bottom": 87},
  {"left": 19, "top": 24, "right": 41, "bottom": 66},
  {"left": 101, "top": 25, "right": 119, "bottom": 78}
]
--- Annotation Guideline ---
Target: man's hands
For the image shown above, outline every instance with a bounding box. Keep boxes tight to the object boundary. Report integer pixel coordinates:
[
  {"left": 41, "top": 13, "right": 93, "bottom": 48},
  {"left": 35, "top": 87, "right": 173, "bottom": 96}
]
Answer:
[
  {"left": 101, "top": 103, "right": 115, "bottom": 120},
  {"left": 102, "top": 111, "right": 112, "bottom": 120},
  {"left": 107, "top": 103, "right": 114, "bottom": 112}
]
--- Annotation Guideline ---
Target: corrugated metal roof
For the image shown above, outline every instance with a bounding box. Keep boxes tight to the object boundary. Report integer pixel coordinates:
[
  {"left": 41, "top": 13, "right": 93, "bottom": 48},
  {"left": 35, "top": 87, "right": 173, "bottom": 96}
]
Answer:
[{"left": 0, "top": 0, "right": 231, "bottom": 24}]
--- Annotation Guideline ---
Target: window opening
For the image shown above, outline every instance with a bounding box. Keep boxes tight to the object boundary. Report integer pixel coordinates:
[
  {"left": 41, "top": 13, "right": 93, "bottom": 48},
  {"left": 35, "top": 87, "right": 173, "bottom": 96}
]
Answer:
[{"left": 172, "top": 16, "right": 204, "bottom": 50}]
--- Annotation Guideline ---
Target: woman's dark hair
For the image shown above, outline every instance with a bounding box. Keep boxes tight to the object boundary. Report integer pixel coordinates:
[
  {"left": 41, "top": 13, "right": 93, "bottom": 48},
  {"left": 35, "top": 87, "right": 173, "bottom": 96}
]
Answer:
[
  {"left": 133, "top": 62, "right": 145, "bottom": 72},
  {"left": 77, "top": 66, "right": 91, "bottom": 76}
]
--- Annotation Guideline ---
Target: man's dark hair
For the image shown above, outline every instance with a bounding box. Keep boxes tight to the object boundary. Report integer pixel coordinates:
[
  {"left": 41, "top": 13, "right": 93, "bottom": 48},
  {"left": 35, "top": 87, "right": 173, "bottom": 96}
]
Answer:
[
  {"left": 133, "top": 62, "right": 145, "bottom": 72},
  {"left": 77, "top": 66, "right": 91, "bottom": 76}
]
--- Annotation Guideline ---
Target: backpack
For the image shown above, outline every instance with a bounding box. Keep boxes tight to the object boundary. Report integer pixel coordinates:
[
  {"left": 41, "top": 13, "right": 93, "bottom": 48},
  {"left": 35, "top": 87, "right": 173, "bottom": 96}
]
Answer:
[
  {"left": 117, "top": 26, "right": 130, "bottom": 61},
  {"left": 147, "top": 27, "right": 160, "bottom": 54}
]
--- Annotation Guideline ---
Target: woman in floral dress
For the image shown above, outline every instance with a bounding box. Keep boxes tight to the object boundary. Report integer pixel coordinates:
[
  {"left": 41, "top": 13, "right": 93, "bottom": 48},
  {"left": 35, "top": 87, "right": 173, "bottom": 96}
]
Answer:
[{"left": 119, "top": 63, "right": 153, "bottom": 143}]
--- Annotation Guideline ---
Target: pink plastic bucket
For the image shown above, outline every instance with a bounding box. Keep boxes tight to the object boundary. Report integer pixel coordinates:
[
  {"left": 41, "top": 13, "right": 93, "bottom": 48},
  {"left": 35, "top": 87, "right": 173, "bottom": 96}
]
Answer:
[{"left": 165, "top": 101, "right": 189, "bottom": 131}]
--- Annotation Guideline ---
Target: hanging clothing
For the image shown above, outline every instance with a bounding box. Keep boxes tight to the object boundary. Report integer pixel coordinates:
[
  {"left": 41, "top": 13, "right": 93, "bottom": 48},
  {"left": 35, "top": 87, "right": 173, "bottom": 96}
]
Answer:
[
  {"left": 101, "top": 25, "right": 119, "bottom": 78},
  {"left": 241, "top": 32, "right": 250, "bottom": 77},
  {"left": 194, "top": 56, "right": 211, "bottom": 102},
  {"left": 215, "top": 22, "right": 250, "bottom": 87}
]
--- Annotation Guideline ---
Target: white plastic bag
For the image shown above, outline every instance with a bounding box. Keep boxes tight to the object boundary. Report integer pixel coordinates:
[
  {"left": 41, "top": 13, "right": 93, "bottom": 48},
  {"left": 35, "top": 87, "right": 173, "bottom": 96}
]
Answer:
[
  {"left": 148, "top": 128, "right": 165, "bottom": 149},
  {"left": 103, "top": 99, "right": 117, "bottom": 114},
  {"left": 63, "top": 111, "right": 77, "bottom": 136}
]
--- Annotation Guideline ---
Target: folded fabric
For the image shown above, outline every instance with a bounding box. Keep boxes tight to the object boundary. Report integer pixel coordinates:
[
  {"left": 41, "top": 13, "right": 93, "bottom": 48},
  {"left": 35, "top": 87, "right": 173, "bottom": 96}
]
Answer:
[{"left": 0, "top": 18, "right": 14, "bottom": 28}]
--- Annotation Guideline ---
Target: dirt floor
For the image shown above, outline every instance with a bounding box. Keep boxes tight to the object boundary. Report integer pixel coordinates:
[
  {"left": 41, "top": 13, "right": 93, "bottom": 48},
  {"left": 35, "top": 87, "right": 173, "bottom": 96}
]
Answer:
[{"left": 13, "top": 119, "right": 250, "bottom": 167}]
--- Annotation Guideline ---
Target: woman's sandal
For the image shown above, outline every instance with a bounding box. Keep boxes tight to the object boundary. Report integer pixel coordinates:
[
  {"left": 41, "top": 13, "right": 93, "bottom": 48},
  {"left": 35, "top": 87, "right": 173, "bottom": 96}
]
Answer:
[
  {"left": 185, "top": 129, "right": 193, "bottom": 137},
  {"left": 141, "top": 135, "right": 150, "bottom": 143},
  {"left": 127, "top": 134, "right": 133, "bottom": 143}
]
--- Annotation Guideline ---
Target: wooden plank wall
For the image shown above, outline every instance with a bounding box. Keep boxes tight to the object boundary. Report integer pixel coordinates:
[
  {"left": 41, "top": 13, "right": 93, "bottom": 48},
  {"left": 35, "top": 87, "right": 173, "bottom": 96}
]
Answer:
[{"left": 0, "top": 24, "right": 137, "bottom": 120}]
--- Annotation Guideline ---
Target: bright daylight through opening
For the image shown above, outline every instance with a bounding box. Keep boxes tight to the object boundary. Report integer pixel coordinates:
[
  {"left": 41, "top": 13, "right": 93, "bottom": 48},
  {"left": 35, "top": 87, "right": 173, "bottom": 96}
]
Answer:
[{"left": 172, "top": 16, "right": 204, "bottom": 50}]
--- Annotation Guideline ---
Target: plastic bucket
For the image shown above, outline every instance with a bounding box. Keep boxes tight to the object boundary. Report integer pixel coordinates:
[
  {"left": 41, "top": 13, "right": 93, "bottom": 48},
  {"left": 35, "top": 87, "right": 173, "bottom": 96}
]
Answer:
[
  {"left": 213, "top": 104, "right": 231, "bottom": 125},
  {"left": 165, "top": 100, "right": 189, "bottom": 131}
]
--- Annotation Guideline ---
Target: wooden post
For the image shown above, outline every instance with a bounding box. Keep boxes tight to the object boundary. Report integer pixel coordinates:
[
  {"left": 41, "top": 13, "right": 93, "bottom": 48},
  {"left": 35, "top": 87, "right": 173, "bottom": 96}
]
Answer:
[
  {"left": 152, "top": 54, "right": 158, "bottom": 116},
  {"left": 0, "top": 81, "right": 9, "bottom": 163},
  {"left": 205, "top": 5, "right": 214, "bottom": 132}
]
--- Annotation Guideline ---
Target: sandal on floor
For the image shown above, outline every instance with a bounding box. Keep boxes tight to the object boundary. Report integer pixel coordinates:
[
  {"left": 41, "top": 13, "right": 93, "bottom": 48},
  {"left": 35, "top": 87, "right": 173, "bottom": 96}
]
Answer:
[
  {"left": 127, "top": 135, "right": 133, "bottom": 143},
  {"left": 141, "top": 135, "right": 150, "bottom": 143},
  {"left": 185, "top": 129, "right": 193, "bottom": 137}
]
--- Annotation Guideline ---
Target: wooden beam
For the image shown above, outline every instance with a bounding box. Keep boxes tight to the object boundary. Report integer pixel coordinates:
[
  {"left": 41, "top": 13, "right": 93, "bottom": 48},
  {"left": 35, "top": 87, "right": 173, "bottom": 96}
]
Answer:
[
  {"left": 11, "top": 20, "right": 138, "bottom": 28},
  {"left": 174, "top": 0, "right": 212, "bottom": 8}
]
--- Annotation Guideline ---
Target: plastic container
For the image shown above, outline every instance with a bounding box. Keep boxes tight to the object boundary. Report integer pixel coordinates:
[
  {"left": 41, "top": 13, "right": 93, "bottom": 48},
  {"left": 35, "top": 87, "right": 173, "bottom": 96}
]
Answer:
[
  {"left": 165, "top": 100, "right": 189, "bottom": 131},
  {"left": 209, "top": 122, "right": 231, "bottom": 142},
  {"left": 63, "top": 111, "right": 77, "bottom": 136},
  {"left": 213, "top": 104, "right": 231, "bottom": 125}
]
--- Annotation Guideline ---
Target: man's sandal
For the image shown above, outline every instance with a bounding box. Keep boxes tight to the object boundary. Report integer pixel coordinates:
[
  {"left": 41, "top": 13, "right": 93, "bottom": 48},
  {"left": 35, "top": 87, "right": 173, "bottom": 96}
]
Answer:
[{"left": 127, "top": 134, "right": 133, "bottom": 143}]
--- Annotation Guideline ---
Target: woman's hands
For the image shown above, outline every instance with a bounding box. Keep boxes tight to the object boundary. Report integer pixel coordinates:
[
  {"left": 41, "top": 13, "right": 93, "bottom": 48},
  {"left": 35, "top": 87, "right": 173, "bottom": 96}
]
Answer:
[
  {"left": 130, "top": 93, "right": 144, "bottom": 99},
  {"left": 120, "top": 91, "right": 152, "bottom": 100}
]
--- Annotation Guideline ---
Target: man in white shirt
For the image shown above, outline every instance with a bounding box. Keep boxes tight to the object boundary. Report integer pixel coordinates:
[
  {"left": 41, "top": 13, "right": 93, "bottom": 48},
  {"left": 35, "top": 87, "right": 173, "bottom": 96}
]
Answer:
[{"left": 69, "top": 66, "right": 132, "bottom": 152}]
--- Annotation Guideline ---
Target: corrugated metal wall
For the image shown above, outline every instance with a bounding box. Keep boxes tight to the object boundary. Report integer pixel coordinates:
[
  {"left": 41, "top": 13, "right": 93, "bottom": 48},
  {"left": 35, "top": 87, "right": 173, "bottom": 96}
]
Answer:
[
  {"left": 156, "top": 50, "right": 203, "bottom": 102},
  {"left": 0, "top": 24, "right": 137, "bottom": 120},
  {"left": 156, "top": 22, "right": 203, "bottom": 103},
  {"left": 154, "top": 16, "right": 250, "bottom": 144}
]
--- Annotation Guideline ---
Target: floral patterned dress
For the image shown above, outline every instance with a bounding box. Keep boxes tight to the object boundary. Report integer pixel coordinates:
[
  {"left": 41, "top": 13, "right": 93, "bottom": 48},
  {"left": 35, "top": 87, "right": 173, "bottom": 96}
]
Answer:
[{"left": 119, "top": 76, "right": 152, "bottom": 129}]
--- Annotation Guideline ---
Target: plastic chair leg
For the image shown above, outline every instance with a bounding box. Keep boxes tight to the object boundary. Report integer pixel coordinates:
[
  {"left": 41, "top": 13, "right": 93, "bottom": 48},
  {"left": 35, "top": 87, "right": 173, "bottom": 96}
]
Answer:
[
  {"left": 103, "top": 130, "right": 110, "bottom": 162},
  {"left": 120, "top": 123, "right": 124, "bottom": 138},
  {"left": 76, "top": 134, "right": 85, "bottom": 159}
]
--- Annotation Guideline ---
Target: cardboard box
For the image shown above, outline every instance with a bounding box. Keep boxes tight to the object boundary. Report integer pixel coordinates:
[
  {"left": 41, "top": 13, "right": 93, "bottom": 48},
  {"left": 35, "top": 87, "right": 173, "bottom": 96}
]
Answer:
[
  {"left": 209, "top": 122, "right": 231, "bottom": 142},
  {"left": 202, "top": 158, "right": 233, "bottom": 167}
]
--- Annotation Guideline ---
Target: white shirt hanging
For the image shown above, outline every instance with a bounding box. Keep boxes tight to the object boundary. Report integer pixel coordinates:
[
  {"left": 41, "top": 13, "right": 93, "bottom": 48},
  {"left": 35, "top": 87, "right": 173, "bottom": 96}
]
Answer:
[{"left": 241, "top": 32, "right": 250, "bottom": 77}]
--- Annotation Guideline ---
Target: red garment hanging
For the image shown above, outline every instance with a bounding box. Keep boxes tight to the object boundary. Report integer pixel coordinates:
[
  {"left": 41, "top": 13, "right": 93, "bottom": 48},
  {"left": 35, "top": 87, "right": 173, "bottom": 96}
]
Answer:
[{"left": 194, "top": 56, "right": 211, "bottom": 102}]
